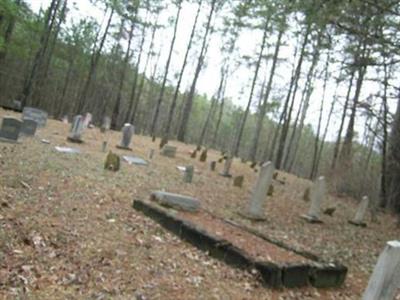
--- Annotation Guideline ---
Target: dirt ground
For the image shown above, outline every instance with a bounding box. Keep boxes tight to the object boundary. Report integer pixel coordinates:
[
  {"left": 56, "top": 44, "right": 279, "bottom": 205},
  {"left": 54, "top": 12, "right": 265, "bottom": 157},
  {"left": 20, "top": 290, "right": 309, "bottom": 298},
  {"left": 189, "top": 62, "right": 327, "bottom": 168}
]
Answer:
[{"left": 0, "top": 108, "right": 399, "bottom": 299}]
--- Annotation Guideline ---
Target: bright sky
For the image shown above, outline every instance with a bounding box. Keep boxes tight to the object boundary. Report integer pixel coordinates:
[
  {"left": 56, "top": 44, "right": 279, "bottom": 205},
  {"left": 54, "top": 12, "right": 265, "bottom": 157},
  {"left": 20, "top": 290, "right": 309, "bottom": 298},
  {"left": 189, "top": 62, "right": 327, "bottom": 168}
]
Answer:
[{"left": 26, "top": 0, "right": 395, "bottom": 144}]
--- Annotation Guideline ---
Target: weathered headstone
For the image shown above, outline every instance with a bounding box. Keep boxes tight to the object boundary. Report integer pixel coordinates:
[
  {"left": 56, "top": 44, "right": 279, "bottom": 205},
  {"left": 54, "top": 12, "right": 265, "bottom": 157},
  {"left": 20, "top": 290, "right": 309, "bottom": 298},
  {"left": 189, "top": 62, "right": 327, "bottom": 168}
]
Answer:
[
  {"left": 102, "top": 141, "right": 107, "bottom": 152},
  {"left": 62, "top": 115, "right": 69, "bottom": 124},
  {"left": 220, "top": 156, "right": 233, "bottom": 177},
  {"left": 0, "top": 117, "right": 22, "bottom": 142},
  {"left": 149, "top": 149, "right": 155, "bottom": 160},
  {"left": 301, "top": 176, "right": 326, "bottom": 223},
  {"left": 244, "top": 162, "right": 275, "bottom": 220},
  {"left": 362, "top": 240, "right": 400, "bottom": 300},
  {"left": 21, "top": 119, "right": 38, "bottom": 136},
  {"left": 150, "top": 191, "right": 200, "bottom": 212},
  {"left": 184, "top": 166, "right": 194, "bottom": 183},
  {"left": 83, "top": 113, "right": 92, "bottom": 129},
  {"left": 190, "top": 150, "right": 197, "bottom": 158},
  {"left": 210, "top": 161, "right": 216, "bottom": 171},
  {"left": 349, "top": 196, "right": 369, "bottom": 227},
  {"left": 67, "top": 115, "right": 84, "bottom": 143},
  {"left": 233, "top": 175, "right": 244, "bottom": 188},
  {"left": 159, "top": 137, "right": 168, "bottom": 149},
  {"left": 161, "top": 145, "right": 177, "bottom": 158},
  {"left": 104, "top": 151, "right": 120, "bottom": 171},
  {"left": 199, "top": 149, "right": 207, "bottom": 162},
  {"left": 22, "top": 107, "right": 48, "bottom": 127},
  {"left": 12, "top": 100, "right": 22, "bottom": 111},
  {"left": 100, "top": 116, "right": 111, "bottom": 133},
  {"left": 116, "top": 123, "right": 134, "bottom": 150}
]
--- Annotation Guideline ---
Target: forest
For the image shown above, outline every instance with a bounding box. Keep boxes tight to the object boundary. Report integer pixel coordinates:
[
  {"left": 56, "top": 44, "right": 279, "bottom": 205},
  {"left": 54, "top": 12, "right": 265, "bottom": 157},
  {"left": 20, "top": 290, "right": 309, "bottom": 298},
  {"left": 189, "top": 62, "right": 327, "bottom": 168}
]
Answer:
[{"left": 1, "top": 0, "right": 400, "bottom": 215}]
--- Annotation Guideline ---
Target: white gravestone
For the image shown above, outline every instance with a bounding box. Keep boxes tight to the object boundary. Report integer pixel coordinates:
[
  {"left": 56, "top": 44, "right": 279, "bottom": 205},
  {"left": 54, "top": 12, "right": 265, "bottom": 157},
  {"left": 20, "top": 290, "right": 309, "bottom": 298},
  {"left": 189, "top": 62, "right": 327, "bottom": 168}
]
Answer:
[
  {"left": 363, "top": 240, "right": 400, "bottom": 300},
  {"left": 349, "top": 196, "right": 370, "bottom": 227},
  {"left": 67, "top": 115, "right": 84, "bottom": 143},
  {"left": 220, "top": 156, "right": 233, "bottom": 177},
  {"left": 302, "top": 176, "right": 326, "bottom": 223},
  {"left": 246, "top": 161, "right": 274, "bottom": 220},
  {"left": 116, "top": 124, "right": 134, "bottom": 150}
]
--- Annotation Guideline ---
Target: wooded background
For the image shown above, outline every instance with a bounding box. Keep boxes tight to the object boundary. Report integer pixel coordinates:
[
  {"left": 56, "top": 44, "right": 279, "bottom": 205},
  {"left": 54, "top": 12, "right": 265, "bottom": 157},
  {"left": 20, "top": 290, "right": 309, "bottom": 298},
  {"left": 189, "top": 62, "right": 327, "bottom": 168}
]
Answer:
[{"left": 1, "top": 0, "right": 399, "bottom": 214}]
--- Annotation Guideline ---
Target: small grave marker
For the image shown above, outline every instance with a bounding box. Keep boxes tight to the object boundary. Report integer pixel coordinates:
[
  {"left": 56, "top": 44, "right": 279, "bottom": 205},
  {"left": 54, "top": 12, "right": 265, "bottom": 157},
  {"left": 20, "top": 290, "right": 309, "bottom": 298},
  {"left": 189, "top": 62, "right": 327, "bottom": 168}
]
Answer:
[
  {"left": 0, "top": 117, "right": 22, "bottom": 142},
  {"left": 349, "top": 196, "right": 369, "bottom": 227},
  {"left": 161, "top": 145, "right": 177, "bottom": 158},
  {"left": 233, "top": 175, "right": 244, "bottom": 188},
  {"left": 184, "top": 166, "right": 194, "bottom": 183},
  {"left": 149, "top": 149, "right": 155, "bottom": 159},
  {"left": 150, "top": 191, "right": 200, "bottom": 212},
  {"left": 220, "top": 156, "right": 233, "bottom": 177},
  {"left": 22, "top": 107, "right": 48, "bottom": 127},
  {"left": 101, "top": 116, "right": 111, "bottom": 133},
  {"left": 104, "top": 151, "right": 120, "bottom": 171},
  {"left": 102, "top": 141, "right": 107, "bottom": 152},
  {"left": 21, "top": 119, "right": 38, "bottom": 136},
  {"left": 210, "top": 161, "right": 216, "bottom": 171},
  {"left": 199, "top": 149, "right": 207, "bottom": 162}
]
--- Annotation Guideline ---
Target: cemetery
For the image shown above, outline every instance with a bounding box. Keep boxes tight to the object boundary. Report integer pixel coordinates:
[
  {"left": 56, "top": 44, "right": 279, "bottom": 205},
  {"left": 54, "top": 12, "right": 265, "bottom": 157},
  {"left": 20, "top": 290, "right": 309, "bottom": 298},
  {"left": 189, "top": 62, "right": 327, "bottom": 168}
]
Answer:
[{"left": 0, "top": 108, "right": 399, "bottom": 299}]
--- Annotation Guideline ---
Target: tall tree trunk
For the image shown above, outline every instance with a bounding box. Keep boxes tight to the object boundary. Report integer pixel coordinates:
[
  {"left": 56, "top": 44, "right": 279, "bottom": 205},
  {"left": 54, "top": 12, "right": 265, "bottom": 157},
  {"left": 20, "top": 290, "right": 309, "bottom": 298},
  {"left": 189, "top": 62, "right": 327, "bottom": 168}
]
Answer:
[
  {"left": 249, "top": 27, "right": 283, "bottom": 162},
  {"left": 380, "top": 64, "right": 390, "bottom": 208},
  {"left": 211, "top": 67, "right": 228, "bottom": 147},
  {"left": 231, "top": 20, "right": 269, "bottom": 157},
  {"left": 177, "top": 0, "right": 216, "bottom": 142},
  {"left": 55, "top": 59, "right": 74, "bottom": 118},
  {"left": 75, "top": 7, "right": 114, "bottom": 114},
  {"left": 149, "top": 2, "right": 182, "bottom": 138},
  {"left": 162, "top": 0, "right": 202, "bottom": 143},
  {"left": 20, "top": 0, "right": 60, "bottom": 108},
  {"left": 0, "top": 0, "right": 20, "bottom": 64},
  {"left": 111, "top": 21, "right": 135, "bottom": 129},
  {"left": 275, "top": 23, "right": 311, "bottom": 169}
]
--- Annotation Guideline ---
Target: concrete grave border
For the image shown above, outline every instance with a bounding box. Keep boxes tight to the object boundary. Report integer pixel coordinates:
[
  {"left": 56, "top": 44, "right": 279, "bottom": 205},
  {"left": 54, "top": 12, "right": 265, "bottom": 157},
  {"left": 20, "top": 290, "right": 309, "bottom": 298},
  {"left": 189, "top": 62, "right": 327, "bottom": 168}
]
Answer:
[{"left": 133, "top": 199, "right": 347, "bottom": 289}]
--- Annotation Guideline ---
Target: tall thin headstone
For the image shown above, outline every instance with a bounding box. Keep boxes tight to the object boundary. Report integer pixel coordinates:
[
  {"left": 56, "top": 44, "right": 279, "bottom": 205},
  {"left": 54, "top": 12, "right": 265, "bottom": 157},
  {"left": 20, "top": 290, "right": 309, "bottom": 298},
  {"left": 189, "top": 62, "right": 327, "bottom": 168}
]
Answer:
[
  {"left": 183, "top": 166, "right": 194, "bottom": 183},
  {"left": 116, "top": 124, "right": 134, "bottom": 150},
  {"left": 21, "top": 119, "right": 38, "bottom": 136},
  {"left": 210, "top": 161, "right": 216, "bottom": 171},
  {"left": 83, "top": 113, "right": 92, "bottom": 129},
  {"left": 101, "top": 116, "right": 111, "bottom": 133},
  {"left": 67, "top": 115, "right": 84, "bottom": 143},
  {"left": 245, "top": 162, "right": 274, "bottom": 220},
  {"left": 220, "top": 156, "right": 233, "bottom": 177},
  {"left": 349, "top": 196, "right": 370, "bottom": 227},
  {"left": 301, "top": 176, "right": 326, "bottom": 223},
  {"left": 363, "top": 240, "right": 400, "bottom": 300},
  {"left": 149, "top": 149, "right": 155, "bottom": 160}
]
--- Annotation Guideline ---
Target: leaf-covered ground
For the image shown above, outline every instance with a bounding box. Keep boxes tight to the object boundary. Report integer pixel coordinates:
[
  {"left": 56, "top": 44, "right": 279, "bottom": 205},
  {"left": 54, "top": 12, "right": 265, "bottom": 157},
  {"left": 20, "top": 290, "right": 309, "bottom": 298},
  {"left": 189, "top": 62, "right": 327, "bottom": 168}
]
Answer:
[{"left": 0, "top": 109, "right": 399, "bottom": 299}]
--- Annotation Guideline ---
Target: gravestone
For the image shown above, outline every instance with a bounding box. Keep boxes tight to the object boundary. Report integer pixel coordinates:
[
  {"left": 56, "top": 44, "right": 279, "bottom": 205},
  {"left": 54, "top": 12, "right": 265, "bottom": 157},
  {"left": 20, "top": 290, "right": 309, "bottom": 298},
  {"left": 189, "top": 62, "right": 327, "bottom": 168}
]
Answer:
[
  {"left": 104, "top": 151, "right": 120, "bottom": 171},
  {"left": 199, "top": 149, "right": 207, "bottom": 162},
  {"left": 101, "top": 116, "right": 111, "bottom": 133},
  {"left": 13, "top": 100, "right": 22, "bottom": 111},
  {"left": 190, "top": 150, "right": 197, "bottom": 158},
  {"left": 184, "top": 166, "right": 194, "bottom": 183},
  {"left": 62, "top": 115, "right": 69, "bottom": 124},
  {"left": 150, "top": 191, "right": 200, "bottom": 212},
  {"left": 116, "top": 124, "right": 134, "bottom": 150},
  {"left": 22, "top": 107, "right": 48, "bottom": 127},
  {"left": 233, "top": 175, "right": 244, "bottom": 188},
  {"left": 220, "top": 156, "right": 233, "bottom": 177},
  {"left": 349, "top": 196, "right": 369, "bottom": 227},
  {"left": 149, "top": 149, "right": 155, "bottom": 160},
  {"left": 159, "top": 137, "right": 168, "bottom": 149},
  {"left": 67, "top": 115, "right": 84, "bottom": 143},
  {"left": 0, "top": 117, "right": 22, "bottom": 142},
  {"left": 301, "top": 176, "right": 326, "bottom": 223},
  {"left": 362, "top": 240, "right": 400, "bottom": 300},
  {"left": 21, "top": 119, "right": 38, "bottom": 136},
  {"left": 244, "top": 161, "right": 275, "bottom": 220},
  {"left": 83, "top": 113, "right": 92, "bottom": 129},
  {"left": 161, "top": 145, "right": 177, "bottom": 158},
  {"left": 210, "top": 161, "right": 216, "bottom": 171},
  {"left": 102, "top": 141, "right": 107, "bottom": 152}
]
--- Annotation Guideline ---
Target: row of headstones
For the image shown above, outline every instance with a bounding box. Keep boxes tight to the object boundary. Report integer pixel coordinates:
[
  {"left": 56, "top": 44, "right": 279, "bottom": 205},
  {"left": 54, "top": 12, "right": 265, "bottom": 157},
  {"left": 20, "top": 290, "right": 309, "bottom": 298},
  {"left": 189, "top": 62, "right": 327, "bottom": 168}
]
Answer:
[{"left": 0, "top": 107, "right": 48, "bottom": 142}]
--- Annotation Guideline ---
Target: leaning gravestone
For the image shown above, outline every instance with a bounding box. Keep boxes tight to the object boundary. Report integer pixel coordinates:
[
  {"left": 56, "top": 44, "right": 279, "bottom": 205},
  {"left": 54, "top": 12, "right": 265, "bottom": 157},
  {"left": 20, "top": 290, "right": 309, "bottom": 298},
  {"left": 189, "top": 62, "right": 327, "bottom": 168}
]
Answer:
[
  {"left": 67, "top": 115, "right": 84, "bottom": 143},
  {"left": 199, "top": 149, "right": 207, "bottom": 162},
  {"left": 0, "top": 117, "right": 22, "bottom": 142},
  {"left": 150, "top": 191, "right": 200, "bottom": 212},
  {"left": 21, "top": 119, "right": 38, "bottom": 136},
  {"left": 220, "top": 156, "right": 233, "bottom": 177},
  {"left": 244, "top": 162, "right": 274, "bottom": 220},
  {"left": 161, "top": 145, "right": 177, "bottom": 158},
  {"left": 116, "top": 123, "right": 134, "bottom": 150},
  {"left": 349, "top": 196, "right": 370, "bottom": 227},
  {"left": 22, "top": 107, "right": 48, "bottom": 127},
  {"left": 301, "top": 176, "right": 326, "bottom": 223},
  {"left": 362, "top": 240, "right": 400, "bottom": 300},
  {"left": 184, "top": 166, "right": 194, "bottom": 183}
]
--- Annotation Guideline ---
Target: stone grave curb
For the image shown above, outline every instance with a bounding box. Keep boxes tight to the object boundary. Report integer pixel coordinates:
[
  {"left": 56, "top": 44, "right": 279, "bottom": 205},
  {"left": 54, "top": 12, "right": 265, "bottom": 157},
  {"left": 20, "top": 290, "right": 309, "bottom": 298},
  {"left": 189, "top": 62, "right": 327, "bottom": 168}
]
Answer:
[{"left": 132, "top": 199, "right": 347, "bottom": 289}]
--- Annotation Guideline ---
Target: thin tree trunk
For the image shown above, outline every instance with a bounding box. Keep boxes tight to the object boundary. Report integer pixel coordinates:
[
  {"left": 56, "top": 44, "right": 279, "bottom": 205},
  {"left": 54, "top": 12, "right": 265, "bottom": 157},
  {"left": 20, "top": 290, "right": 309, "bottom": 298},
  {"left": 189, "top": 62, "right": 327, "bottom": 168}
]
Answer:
[
  {"left": 380, "top": 64, "right": 390, "bottom": 208},
  {"left": 231, "top": 20, "right": 269, "bottom": 157},
  {"left": 249, "top": 28, "right": 283, "bottom": 162},
  {"left": 162, "top": 0, "right": 202, "bottom": 144},
  {"left": 177, "top": 0, "right": 216, "bottom": 142},
  {"left": 149, "top": 2, "right": 182, "bottom": 138},
  {"left": 211, "top": 68, "right": 228, "bottom": 147}
]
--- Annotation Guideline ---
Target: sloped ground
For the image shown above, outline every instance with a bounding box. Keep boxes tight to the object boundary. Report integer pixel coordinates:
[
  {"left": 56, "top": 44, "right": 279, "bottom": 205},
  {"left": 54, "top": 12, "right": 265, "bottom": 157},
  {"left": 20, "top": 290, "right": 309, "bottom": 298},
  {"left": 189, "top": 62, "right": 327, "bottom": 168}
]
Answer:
[{"left": 0, "top": 108, "right": 399, "bottom": 299}]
